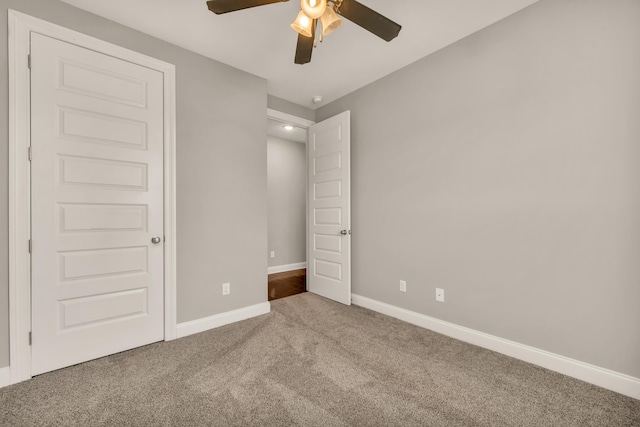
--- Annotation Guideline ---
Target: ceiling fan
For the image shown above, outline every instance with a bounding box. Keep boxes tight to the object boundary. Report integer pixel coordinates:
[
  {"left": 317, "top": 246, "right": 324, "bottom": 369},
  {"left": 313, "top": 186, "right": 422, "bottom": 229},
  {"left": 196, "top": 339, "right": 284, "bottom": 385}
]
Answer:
[{"left": 206, "top": 0, "right": 402, "bottom": 65}]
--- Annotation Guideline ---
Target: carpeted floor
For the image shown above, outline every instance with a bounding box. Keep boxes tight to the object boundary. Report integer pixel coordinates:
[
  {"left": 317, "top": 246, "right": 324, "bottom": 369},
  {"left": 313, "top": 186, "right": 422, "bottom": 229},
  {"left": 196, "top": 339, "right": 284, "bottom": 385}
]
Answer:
[{"left": 1, "top": 293, "right": 639, "bottom": 426}]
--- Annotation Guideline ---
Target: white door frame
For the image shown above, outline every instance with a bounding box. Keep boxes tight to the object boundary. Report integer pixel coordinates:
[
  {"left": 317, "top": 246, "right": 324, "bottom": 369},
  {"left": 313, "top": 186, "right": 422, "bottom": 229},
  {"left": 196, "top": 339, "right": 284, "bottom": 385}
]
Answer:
[
  {"left": 267, "top": 108, "right": 315, "bottom": 131},
  {"left": 266, "top": 108, "right": 315, "bottom": 278},
  {"left": 8, "top": 10, "right": 177, "bottom": 385}
]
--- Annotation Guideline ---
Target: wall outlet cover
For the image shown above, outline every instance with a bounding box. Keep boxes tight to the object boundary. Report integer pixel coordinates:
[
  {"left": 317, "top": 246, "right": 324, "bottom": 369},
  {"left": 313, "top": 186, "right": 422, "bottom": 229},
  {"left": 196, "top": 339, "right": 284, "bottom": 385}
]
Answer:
[
  {"left": 399, "top": 280, "right": 407, "bottom": 292},
  {"left": 222, "top": 282, "right": 231, "bottom": 295},
  {"left": 436, "top": 288, "right": 444, "bottom": 302}
]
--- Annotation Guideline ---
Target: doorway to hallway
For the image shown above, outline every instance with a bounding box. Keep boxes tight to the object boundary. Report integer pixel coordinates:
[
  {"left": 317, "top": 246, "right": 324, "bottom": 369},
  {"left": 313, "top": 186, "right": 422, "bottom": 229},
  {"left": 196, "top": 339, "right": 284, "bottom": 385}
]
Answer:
[
  {"left": 267, "top": 111, "right": 309, "bottom": 300},
  {"left": 266, "top": 108, "right": 352, "bottom": 305}
]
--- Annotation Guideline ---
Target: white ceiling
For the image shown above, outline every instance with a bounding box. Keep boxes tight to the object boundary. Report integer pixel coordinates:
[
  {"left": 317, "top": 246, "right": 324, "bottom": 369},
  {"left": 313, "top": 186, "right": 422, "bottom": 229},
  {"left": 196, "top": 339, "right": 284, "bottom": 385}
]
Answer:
[
  {"left": 60, "top": 0, "right": 538, "bottom": 109},
  {"left": 268, "top": 118, "right": 308, "bottom": 142}
]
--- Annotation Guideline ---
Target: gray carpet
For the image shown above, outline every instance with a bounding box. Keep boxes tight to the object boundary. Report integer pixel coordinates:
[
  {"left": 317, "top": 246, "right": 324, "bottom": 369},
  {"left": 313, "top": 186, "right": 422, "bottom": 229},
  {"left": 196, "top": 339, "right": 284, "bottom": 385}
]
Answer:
[{"left": 1, "top": 293, "right": 638, "bottom": 426}]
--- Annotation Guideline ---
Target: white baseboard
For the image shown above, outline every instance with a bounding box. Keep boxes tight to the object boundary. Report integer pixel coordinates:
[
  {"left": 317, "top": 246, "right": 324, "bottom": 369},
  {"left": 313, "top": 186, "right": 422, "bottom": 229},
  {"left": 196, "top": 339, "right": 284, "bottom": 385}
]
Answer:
[
  {"left": 268, "top": 262, "right": 307, "bottom": 275},
  {"left": 0, "top": 366, "right": 11, "bottom": 389},
  {"left": 351, "top": 294, "right": 640, "bottom": 400},
  {"left": 176, "top": 302, "right": 271, "bottom": 339}
]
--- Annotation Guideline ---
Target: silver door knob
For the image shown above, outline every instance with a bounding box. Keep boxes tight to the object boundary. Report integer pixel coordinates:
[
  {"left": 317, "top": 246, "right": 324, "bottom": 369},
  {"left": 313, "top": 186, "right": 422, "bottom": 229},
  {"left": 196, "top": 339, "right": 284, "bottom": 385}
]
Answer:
[
  {"left": 340, "top": 230, "right": 348, "bottom": 236},
  {"left": 151, "top": 236, "right": 162, "bottom": 244}
]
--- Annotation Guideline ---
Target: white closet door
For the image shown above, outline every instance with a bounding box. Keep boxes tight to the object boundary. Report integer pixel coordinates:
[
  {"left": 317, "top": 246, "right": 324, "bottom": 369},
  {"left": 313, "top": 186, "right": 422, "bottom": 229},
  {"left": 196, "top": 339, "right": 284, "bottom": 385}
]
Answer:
[{"left": 30, "top": 33, "right": 165, "bottom": 375}]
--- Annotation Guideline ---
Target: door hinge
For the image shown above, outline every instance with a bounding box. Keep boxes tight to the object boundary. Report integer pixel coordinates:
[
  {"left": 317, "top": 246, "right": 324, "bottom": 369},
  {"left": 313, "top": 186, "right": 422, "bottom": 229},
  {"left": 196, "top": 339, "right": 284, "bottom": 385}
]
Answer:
[
  {"left": 28, "top": 147, "right": 32, "bottom": 161},
  {"left": 27, "top": 54, "right": 31, "bottom": 69},
  {"left": 28, "top": 239, "right": 32, "bottom": 254},
  {"left": 29, "top": 331, "right": 32, "bottom": 346}
]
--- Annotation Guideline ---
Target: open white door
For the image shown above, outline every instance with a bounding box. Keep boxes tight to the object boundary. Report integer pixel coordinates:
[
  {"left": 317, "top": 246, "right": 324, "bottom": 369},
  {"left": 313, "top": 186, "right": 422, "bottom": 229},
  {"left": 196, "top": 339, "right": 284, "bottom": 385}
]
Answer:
[{"left": 307, "top": 111, "right": 351, "bottom": 305}]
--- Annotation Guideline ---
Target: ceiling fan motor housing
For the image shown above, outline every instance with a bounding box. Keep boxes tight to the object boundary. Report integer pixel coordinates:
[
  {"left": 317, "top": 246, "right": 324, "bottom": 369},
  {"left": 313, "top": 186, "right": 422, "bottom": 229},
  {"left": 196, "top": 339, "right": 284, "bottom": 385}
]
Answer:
[{"left": 301, "top": 0, "right": 326, "bottom": 19}]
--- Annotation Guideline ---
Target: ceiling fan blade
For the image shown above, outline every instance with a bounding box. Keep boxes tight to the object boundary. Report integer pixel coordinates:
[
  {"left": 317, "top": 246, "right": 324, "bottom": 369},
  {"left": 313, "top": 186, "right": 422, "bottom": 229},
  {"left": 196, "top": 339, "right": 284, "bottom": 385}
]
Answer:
[
  {"left": 294, "top": 19, "right": 316, "bottom": 65},
  {"left": 335, "top": 0, "right": 401, "bottom": 42},
  {"left": 206, "top": 0, "right": 288, "bottom": 15}
]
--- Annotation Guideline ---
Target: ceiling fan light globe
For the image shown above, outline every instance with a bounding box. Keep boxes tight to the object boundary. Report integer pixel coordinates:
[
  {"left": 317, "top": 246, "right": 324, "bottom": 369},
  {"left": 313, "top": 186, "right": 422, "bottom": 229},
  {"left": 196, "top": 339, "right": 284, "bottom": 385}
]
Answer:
[
  {"left": 291, "top": 10, "right": 314, "bottom": 37},
  {"left": 320, "top": 7, "right": 342, "bottom": 36},
  {"left": 300, "top": 0, "right": 326, "bottom": 19}
]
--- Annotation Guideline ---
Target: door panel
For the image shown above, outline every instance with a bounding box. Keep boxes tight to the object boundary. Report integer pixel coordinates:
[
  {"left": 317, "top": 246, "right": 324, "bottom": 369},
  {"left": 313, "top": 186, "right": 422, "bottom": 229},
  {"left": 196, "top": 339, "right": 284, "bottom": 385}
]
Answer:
[
  {"left": 30, "top": 33, "right": 164, "bottom": 375},
  {"left": 307, "top": 111, "right": 351, "bottom": 305}
]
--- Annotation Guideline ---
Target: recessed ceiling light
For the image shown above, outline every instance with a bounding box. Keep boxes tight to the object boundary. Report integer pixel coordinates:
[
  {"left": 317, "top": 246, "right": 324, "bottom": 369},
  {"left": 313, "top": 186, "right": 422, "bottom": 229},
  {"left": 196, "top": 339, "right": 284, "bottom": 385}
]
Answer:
[{"left": 283, "top": 124, "right": 294, "bottom": 131}]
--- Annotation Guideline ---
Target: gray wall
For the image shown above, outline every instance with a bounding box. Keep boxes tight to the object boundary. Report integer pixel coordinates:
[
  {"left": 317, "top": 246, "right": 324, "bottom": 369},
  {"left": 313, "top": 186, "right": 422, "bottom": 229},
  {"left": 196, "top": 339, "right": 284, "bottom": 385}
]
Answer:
[
  {"left": 268, "top": 95, "right": 315, "bottom": 122},
  {"left": 317, "top": 0, "right": 640, "bottom": 378},
  {"left": 0, "top": 0, "right": 269, "bottom": 369},
  {"left": 267, "top": 136, "right": 307, "bottom": 268}
]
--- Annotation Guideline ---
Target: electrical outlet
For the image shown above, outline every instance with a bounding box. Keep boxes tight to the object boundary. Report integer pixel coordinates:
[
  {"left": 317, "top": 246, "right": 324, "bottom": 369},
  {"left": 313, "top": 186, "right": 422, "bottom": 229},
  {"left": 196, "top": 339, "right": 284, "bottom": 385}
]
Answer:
[
  {"left": 222, "top": 282, "right": 230, "bottom": 295},
  {"left": 399, "top": 280, "right": 407, "bottom": 293},
  {"left": 270, "top": 251, "right": 275, "bottom": 258},
  {"left": 436, "top": 288, "right": 444, "bottom": 302}
]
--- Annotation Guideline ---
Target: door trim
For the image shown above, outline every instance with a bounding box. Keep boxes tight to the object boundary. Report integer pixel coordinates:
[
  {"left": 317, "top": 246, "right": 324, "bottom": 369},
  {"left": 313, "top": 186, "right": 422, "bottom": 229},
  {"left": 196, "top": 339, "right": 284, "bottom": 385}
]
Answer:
[
  {"left": 8, "top": 10, "right": 177, "bottom": 385},
  {"left": 267, "top": 108, "right": 315, "bottom": 130}
]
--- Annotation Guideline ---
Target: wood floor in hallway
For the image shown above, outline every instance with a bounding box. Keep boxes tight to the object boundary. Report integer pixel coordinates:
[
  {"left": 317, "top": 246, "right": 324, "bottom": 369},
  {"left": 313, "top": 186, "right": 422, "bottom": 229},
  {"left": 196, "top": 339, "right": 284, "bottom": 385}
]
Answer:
[{"left": 268, "top": 268, "right": 306, "bottom": 301}]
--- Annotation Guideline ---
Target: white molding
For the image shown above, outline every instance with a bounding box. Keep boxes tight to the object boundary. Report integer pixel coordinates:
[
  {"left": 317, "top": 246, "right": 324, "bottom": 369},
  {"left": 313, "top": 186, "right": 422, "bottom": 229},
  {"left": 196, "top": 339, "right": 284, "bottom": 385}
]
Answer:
[
  {"left": 351, "top": 294, "right": 640, "bottom": 401},
  {"left": 8, "top": 8, "right": 34, "bottom": 386},
  {"left": 163, "top": 54, "right": 178, "bottom": 342},
  {"left": 268, "top": 262, "right": 307, "bottom": 275},
  {"left": 8, "top": 10, "right": 177, "bottom": 384},
  {"left": 267, "top": 108, "right": 315, "bottom": 128},
  {"left": 0, "top": 367, "right": 10, "bottom": 389},
  {"left": 176, "top": 303, "right": 271, "bottom": 339}
]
